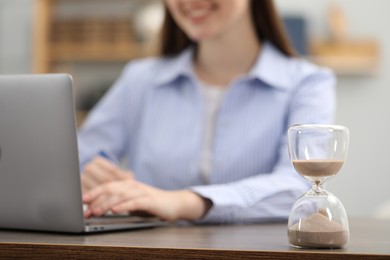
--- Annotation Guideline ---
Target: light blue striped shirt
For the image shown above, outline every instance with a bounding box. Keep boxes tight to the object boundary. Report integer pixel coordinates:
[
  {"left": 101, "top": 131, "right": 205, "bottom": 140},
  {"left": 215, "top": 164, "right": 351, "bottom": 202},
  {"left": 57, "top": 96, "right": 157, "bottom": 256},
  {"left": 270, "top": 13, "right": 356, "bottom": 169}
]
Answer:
[{"left": 77, "top": 42, "right": 336, "bottom": 224}]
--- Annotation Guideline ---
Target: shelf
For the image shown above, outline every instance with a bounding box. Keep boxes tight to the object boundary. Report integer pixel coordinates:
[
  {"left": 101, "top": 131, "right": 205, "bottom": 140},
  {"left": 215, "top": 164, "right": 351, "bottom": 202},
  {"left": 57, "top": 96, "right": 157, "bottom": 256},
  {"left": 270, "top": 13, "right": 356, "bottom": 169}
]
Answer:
[
  {"left": 33, "top": 0, "right": 157, "bottom": 72},
  {"left": 309, "top": 39, "right": 380, "bottom": 76},
  {"left": 309, "top": 56, "right": 378, "bottom": 76},
  {"left": 50, "top": 43, "right": 156, "bottom": 62}
]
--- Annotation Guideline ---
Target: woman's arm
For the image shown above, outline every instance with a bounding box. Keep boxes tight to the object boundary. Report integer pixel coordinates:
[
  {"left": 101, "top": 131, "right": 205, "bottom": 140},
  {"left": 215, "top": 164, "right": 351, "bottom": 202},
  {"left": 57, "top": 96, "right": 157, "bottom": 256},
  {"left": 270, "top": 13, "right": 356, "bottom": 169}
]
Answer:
[
  {"left": 82, "top": 67, "right": 336, "bottom": 223},
  {"left": 82, "top": 164, "right": 212, "bottom": 221},
  {"left": 191, "top": 68, "right": 336, "bottom": 223}
]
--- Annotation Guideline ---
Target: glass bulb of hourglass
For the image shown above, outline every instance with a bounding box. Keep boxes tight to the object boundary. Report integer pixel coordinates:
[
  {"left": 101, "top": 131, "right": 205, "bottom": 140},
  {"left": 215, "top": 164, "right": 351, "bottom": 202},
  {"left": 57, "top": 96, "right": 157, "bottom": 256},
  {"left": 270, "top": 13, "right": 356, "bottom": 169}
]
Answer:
[
  {"left": 292, "top": 159, "right": 344, "bottom": 194},
  {"left": 287, "top": 124, "right": 350, "bottom": 249}
]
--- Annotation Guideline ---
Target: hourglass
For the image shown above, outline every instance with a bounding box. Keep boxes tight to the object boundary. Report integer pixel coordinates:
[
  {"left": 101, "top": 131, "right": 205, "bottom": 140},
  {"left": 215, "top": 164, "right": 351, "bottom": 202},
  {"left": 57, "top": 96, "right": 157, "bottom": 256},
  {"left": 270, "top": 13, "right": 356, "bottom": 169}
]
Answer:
[{"left": 287, "top": 124, "right": 349, "bottom": 249}]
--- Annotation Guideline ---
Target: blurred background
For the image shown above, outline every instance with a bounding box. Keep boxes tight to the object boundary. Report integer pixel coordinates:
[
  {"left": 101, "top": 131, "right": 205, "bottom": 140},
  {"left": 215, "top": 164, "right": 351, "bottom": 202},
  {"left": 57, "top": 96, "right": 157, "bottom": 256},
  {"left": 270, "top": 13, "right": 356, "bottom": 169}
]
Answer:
[{"left": 0, "top": 0, "right": 389, "bottom": 219}]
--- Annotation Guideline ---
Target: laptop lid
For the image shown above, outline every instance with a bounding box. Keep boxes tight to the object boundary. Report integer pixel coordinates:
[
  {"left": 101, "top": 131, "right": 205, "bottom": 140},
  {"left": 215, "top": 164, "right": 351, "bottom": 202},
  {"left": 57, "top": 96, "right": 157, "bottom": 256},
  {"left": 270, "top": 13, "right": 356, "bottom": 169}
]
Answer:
[
  {"left": 0, "top": 74, "right": 86, "bottom": 232},
  {"left": 0, "top": 74, "right": 164, "bottom": 233}
]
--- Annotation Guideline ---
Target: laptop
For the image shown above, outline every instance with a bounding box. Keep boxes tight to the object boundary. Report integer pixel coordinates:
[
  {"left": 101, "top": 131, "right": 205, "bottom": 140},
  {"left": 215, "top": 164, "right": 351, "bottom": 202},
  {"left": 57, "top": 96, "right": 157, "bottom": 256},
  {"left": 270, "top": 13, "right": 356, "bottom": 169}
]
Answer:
[{"left": 0, "top": 74, "right": 164, "bottom": 233}]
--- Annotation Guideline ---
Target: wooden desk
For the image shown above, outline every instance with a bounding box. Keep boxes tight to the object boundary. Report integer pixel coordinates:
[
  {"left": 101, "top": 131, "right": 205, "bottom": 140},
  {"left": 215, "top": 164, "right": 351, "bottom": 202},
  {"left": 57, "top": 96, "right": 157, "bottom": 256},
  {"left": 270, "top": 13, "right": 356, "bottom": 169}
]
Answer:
[{"left": 0, "top": 219, "right": 389, "bottom": 259}]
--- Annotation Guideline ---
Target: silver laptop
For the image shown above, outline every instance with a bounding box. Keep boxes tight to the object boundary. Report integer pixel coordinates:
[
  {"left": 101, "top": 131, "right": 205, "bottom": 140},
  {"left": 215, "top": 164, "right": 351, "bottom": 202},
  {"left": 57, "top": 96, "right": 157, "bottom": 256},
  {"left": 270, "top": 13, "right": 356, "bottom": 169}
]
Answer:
[{"left": 0, "top": 74, "right": 164, "bottom": 233}]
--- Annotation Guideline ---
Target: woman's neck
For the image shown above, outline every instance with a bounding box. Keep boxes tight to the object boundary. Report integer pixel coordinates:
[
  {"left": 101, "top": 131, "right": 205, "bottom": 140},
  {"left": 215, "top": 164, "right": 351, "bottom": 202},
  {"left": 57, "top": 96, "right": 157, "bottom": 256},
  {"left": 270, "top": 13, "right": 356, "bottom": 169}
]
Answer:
[{"left": 194, "top": 16, "right": 260, "bottom": 87}]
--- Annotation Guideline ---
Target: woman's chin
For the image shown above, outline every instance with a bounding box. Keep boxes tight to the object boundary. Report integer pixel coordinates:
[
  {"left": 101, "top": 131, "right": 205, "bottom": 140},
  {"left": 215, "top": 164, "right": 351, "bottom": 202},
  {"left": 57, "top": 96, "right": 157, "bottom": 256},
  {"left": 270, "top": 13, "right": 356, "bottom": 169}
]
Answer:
[{"left": 188, "top": 31, "right": 216, "bottom": 43}]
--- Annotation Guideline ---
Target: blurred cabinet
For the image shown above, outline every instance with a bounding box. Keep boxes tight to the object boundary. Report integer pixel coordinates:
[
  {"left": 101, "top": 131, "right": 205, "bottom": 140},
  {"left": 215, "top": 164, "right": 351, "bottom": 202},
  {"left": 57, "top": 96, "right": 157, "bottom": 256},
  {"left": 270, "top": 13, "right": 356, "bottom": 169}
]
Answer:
[
  {"left": 32, "top": 0, "right": 159, "bottom": 73},
  {"left": 32, "top": 0, "right": 162, "bottom": 126}
]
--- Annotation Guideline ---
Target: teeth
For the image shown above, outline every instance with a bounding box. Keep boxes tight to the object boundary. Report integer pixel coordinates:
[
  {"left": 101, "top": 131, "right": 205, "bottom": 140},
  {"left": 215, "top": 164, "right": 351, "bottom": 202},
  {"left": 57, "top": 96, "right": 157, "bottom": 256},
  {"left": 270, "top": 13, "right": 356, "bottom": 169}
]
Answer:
[{"left": 188, "top": 9, "right": 208, "bottom": 18}]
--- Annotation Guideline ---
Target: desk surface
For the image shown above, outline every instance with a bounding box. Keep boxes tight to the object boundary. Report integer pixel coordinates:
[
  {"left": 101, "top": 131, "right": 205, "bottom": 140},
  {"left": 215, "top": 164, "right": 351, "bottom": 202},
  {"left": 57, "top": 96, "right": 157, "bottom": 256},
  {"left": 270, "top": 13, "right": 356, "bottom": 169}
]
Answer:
[{"left": 0, "top": 218, "right": 389, "bottom": 259}]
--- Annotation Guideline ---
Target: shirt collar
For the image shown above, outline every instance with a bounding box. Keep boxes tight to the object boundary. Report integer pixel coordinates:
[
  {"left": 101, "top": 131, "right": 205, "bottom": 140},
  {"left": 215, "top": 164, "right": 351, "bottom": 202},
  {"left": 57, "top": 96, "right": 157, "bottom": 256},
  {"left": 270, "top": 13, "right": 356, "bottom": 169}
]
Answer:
[
  {"left": 152, "top": 42, "right": 295, "bottom": 90},
  {"left": 151, "top": 48, "right": 196, "bottom": 87},
  {"left": 248, "top": 41, "right": 295, "bottom": 90}
]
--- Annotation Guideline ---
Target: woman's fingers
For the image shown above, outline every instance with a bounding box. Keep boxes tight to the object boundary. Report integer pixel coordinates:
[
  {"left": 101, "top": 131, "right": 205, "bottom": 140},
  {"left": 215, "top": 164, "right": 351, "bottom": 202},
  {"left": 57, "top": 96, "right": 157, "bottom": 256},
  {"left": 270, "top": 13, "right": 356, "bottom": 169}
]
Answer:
[
  {"left": 84, "top": 179, "right": 144, "bottom": 217},
  {"left": 83, "top": 178, "right": 208, "bottom": 222},
  {"left": 83, "top": 179, "right": 192, "bottom": 221},
  {"left": 111, "top": 197, "right": 152, "bottom": 215},
  {"left": 81, "top": 161, "right": 108, "bottom": 191},
  {"left": 94, "top": 156, "right": 132, "bottom": 180},
  {"left": 81, "top": 156, "right": 133, "bottom": 194}
]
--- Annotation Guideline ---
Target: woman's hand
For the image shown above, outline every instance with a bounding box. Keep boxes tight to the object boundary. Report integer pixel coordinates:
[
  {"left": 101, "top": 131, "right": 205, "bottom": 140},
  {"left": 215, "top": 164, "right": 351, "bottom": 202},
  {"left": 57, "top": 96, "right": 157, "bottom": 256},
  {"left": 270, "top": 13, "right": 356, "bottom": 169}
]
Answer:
[
  {"left": 83, "top": 178, "right": 212, "bottom": 222},
  {"left": 81, "top": 156, "right": 133, "bottom": 193}
]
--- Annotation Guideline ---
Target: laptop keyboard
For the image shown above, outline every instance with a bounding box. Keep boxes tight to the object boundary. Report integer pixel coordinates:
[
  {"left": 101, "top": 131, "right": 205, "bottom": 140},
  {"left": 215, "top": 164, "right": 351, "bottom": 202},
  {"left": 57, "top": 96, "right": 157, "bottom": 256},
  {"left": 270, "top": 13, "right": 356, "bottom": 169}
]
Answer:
[{"left": 84, "top": 215, "right": 160, "bottom": 226}]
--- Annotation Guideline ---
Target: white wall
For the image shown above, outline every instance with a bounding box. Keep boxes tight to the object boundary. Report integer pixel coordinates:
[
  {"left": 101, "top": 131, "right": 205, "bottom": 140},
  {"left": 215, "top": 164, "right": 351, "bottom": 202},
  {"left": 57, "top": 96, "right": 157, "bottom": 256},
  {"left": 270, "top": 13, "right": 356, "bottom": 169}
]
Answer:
[
  {"left": 1, "top": 0, "right": 390, "bottom": 218},
  {"left": 277, "top": 0, "right": 390, "bottom": 218},
  {"left": 0, "top": 0, "right": 32, "bottom": 73}
]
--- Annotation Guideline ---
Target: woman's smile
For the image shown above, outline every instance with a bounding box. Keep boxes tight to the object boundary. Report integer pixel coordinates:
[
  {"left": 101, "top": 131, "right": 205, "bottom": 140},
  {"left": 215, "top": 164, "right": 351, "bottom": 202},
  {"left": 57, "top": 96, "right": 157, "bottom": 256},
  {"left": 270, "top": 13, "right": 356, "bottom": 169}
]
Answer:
[
  {"left": 166, "top": 0, "right": 251, "bottom": 41},
  {"left": 181, "top": 1, "right": 218, "bottom": 25}
]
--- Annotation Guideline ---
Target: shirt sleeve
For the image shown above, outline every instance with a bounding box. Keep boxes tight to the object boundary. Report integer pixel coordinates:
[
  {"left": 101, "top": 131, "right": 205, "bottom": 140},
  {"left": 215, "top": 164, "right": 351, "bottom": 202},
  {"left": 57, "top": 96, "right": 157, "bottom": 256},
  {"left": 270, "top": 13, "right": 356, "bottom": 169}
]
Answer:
[
  {"left": 77, "top": 63, "right": 135, "bottom": 170},
  {"left": 191, "top": 68, "right": 336, "bottom": 224}
]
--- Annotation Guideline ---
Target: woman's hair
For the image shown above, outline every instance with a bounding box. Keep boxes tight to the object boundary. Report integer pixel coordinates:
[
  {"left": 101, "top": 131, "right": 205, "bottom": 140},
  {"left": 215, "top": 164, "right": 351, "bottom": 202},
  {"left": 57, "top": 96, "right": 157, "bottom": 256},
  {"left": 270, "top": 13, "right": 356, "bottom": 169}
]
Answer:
[{"left": 159, "top": 0, "right": 296, "bottom": 57}]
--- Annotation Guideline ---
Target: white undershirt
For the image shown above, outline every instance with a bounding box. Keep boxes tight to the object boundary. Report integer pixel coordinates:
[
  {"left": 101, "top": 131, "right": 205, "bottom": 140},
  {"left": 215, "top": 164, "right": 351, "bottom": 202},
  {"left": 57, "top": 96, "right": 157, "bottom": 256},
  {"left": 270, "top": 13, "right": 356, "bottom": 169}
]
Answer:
[{"left": 199, "top": 82, "right": 227, "bottom": 184}]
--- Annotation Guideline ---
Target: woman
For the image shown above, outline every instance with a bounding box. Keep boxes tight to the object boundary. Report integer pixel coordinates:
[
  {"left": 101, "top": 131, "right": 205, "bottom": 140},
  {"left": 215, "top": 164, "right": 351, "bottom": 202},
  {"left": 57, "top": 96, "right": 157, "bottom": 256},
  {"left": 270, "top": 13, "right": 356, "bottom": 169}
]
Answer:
[{"left": 79, "top": 0, "right": 335, "bottom": 223}]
